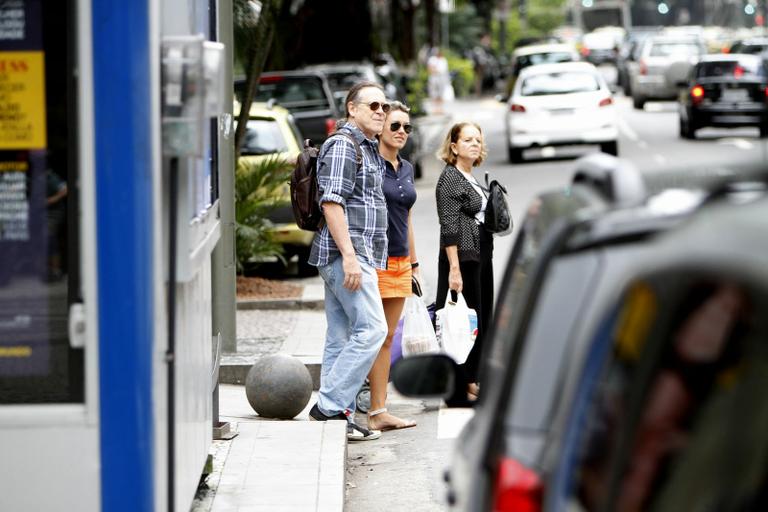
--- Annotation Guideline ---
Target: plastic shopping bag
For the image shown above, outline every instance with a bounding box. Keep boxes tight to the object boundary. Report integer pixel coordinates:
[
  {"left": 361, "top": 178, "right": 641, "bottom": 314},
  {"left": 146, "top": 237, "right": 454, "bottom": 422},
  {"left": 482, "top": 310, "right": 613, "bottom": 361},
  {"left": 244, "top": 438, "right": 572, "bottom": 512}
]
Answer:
[
  {"left": 435, "top": 291, "right": 477, "bottom": 364},
  {"left": 401, "top": 296, "right": 440, "bottom": 357},
  {"left": 390, "top": 317, "right": 405, "bottom": 366}
]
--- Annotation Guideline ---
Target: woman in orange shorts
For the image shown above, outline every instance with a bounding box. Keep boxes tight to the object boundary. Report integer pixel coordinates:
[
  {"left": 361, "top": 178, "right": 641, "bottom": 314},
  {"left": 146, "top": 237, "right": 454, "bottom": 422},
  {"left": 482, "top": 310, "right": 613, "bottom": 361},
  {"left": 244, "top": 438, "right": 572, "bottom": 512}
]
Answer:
[{"left": 369, "top": 101, "right": 419, "bottom": 431}]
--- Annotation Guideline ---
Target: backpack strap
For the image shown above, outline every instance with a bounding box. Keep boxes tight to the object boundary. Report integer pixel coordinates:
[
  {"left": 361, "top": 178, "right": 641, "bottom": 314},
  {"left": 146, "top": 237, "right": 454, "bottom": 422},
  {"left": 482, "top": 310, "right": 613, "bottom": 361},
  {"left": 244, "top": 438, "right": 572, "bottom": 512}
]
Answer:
[{"left": 330, "top": 130, "right": 363, "bottom": 167}]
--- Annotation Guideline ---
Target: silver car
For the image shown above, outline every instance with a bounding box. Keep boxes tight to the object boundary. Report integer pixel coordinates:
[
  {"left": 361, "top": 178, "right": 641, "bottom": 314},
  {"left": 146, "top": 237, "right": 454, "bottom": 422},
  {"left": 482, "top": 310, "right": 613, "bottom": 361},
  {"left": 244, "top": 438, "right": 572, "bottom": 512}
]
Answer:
[{"left": 629, "top": 35, "right": 707, "bottom": 109}]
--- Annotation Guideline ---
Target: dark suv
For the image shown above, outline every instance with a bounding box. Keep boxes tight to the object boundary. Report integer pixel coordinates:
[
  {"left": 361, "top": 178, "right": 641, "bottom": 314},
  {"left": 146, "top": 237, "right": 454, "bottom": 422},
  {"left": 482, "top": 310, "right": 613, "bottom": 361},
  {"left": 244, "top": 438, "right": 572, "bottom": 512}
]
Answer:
[
  {"left": 393, "top": 155, "right": 764, "bottom": 511},
  {"left": 235, "top": 70, "right": 340, "bottom": 146},
  {"left": 678, "top": 53, "right": 768, "bottom": 139}
]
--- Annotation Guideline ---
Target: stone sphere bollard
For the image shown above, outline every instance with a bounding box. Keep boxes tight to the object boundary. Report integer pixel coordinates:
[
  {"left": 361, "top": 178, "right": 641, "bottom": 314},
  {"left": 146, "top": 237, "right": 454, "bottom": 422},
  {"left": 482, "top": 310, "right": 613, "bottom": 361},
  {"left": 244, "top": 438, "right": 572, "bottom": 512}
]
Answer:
[{"left": 245, "top": 354, "right": 313, "bottom": 419}]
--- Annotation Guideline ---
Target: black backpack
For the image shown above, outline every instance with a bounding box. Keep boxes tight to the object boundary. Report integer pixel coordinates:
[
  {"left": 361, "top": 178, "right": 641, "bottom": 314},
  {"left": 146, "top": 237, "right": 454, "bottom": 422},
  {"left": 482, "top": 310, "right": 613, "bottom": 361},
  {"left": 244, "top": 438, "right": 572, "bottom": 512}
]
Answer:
[{"left": 290, "top": 132, "right": 362, "bottom": 231}]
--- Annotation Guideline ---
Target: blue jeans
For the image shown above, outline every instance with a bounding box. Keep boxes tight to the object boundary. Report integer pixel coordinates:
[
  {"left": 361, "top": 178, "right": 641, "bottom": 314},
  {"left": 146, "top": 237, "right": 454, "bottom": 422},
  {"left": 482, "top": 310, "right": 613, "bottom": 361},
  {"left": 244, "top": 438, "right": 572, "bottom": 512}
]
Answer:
[{"left": 316, "top": 256, "right": 388, "bottom": 416}]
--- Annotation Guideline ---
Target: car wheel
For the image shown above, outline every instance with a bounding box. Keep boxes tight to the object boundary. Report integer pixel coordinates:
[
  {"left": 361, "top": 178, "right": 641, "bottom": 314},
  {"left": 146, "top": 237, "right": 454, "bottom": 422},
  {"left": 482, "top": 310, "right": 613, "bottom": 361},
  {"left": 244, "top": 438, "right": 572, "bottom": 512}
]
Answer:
[
  {"left": 600, "top": 141, "right": 618, "bottom": 156},
  {"left": 508, "top": 145, "right": 524, "bottom": 164},
  {"left": 296, "top": 247, "right": 318, "bottom": 277},
  {"left": 633, "top": 95, "right": 646, "bottom": 110},
  {"left": 680, "top": 117, "right": 697, "bottom": 139}
]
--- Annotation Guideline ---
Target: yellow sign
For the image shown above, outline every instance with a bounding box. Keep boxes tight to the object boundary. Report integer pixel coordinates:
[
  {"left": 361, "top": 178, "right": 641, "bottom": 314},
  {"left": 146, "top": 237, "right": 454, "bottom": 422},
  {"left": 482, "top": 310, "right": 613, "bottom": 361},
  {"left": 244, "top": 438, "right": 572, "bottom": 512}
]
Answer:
[{"left": 0, "top": 51, "right": 47, "bottom": 150}]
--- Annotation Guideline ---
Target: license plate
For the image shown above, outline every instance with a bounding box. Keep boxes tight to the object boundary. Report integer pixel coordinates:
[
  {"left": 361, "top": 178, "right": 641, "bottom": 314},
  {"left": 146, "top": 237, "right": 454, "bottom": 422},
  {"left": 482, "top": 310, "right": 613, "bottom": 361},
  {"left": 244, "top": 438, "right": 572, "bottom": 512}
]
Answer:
[
  {"left": 549, "top": 109, "right": 575, "bottom": 116},
  {"left": 721, "top": 88, "right": 749, "bottom": 102}
]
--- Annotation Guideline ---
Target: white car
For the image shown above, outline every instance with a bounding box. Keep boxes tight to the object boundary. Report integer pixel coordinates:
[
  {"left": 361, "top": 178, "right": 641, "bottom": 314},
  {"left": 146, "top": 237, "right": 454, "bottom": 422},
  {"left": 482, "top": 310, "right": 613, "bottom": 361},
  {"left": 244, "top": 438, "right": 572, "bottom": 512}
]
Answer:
[{"left": 505, "top": 62, "right": 618, "bottom": 163}]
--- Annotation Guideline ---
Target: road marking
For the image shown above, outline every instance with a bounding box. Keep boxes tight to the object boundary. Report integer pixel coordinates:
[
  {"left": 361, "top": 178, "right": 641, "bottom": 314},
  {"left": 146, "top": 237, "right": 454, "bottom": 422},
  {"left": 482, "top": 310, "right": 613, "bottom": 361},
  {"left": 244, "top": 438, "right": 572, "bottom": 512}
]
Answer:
[
  {"left": 718, "top": 138, "right": 754, "bottom": 150},
  {"left": 617, "top": 117, "right": 640, "bottom": 142},
  {"left": 437, "top": 407, "right": 475, "bottom": 439},
  {"left": 654, "top": 154, "right": 668, "bottom": 165}
]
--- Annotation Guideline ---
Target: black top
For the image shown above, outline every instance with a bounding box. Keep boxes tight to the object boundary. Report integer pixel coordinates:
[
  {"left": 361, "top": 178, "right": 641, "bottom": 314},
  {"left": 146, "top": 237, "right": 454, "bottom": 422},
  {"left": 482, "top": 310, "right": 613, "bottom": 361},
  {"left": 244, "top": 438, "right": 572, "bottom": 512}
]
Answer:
[
  {"left": 382, "top": 156, "right": 417, "bottom": 257},
  {"left": 436, "top": 165, "right": 485, "bottom": 262}
]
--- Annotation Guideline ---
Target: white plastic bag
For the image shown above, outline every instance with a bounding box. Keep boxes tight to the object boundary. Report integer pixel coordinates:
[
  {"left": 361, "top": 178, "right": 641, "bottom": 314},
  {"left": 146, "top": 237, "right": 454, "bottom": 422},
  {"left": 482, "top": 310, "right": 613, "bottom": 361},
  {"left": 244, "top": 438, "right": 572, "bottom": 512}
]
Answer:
[
  {"left": 435, "top": 291, "right": 477, "bottom": 364},
  {"left": 401, "top": 296, "right": 440, "bottom": 357}
]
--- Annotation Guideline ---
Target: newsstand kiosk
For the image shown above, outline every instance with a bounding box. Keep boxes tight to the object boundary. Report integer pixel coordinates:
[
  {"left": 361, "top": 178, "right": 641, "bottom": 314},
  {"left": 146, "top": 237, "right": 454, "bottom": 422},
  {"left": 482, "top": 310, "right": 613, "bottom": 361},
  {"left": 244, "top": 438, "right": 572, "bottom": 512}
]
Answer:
[{"left": 0, "top": 1, "right": 233, "bottom": 511}]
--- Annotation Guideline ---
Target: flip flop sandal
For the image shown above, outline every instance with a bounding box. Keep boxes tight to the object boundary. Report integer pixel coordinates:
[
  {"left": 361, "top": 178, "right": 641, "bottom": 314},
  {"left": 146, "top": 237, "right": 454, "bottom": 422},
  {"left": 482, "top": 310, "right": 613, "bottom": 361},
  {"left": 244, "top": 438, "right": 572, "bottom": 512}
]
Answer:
[
  {"left": 347, "top": 420, "right": 381, "bottom": 441},
  {"left": 367, "top": 408, "right": 417, "bottom": 432}
]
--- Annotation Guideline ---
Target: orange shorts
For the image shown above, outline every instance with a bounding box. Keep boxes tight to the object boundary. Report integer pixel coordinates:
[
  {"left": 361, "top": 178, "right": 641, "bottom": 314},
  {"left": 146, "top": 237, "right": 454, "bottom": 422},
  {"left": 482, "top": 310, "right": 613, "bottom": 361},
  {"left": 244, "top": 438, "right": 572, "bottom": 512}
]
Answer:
[{"left": 377, "top": 256, "right": 413, "bottom": 299}]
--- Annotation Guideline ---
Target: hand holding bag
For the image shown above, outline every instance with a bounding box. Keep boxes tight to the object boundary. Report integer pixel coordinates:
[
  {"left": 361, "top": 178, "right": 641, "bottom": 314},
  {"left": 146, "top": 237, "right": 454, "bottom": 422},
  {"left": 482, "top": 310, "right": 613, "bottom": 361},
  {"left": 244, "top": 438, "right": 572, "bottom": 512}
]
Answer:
[
  {"left": 435, "top": 291, "right": 477, "bottom": 364},
  {"left": 401, "top": 296, "right": 440, "bottom": 357},
  {"left": 484, "top": 172, "right": 513, "bottom": 236}
]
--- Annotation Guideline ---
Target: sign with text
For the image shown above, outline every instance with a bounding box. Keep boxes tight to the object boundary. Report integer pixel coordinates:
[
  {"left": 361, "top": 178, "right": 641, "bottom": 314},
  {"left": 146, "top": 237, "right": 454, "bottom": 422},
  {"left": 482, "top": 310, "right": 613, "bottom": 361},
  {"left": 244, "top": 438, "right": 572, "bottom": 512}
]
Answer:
[{"left": 0, "top": 0, "right": 46, "bottom": 150}]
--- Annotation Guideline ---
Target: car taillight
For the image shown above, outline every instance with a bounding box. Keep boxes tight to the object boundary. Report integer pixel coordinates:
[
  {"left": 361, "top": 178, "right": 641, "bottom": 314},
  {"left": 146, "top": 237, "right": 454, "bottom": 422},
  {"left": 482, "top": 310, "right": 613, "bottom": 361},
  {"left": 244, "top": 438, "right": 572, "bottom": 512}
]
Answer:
[
  {"left": 599, "top": 97, "right": 614, "bottom": 107},
  {"left": 259, "top": 75, "right": 284, "bottom": 84},
  {"left": 580, "top": 47, "right": 590, "bottom": 57},
  {"left": 510, "top": 104, "right": 526, "bottom": 113},
  {"left": 691, "top": 85, "right": 705, "bottom": 104},
  {"left": 492, "top": 458, "right": 542, "bottom": 512},
  {"left": 639, "top": 60, "right": 647, "bottom": 76},
  {"left": 734, "top": 65, "right": 744, "bottom": 79},
  {"left": 325, "top": 118, "right": 337, "bottom": 136}
]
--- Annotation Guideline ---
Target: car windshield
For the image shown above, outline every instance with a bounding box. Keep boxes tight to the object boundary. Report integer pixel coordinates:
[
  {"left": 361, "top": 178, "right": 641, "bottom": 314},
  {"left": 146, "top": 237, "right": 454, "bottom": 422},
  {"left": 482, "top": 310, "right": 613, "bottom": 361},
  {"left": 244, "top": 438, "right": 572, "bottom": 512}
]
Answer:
[
  {"left": 731, "top": 41, "right": 768, "bottom": 54},
  {"left": 251, "top": 76, "right": 330, "bottom": 107},
  {"left": 697, "top": 60, "right": 765, "bottom": 78},
  {"left": 324, "top": 71, "right": 374, "bottom": 93},
  {"left": 649, "top": 41, "right": 702, "bottom": 57},
  {"left": 521, "top": 71, "right": 600, "bottom": 96},
  {"left": 517, "top": 52, "right": 575, "bottom": 70},
  {"left": 240, "top": 119, "right": 289, "bottom": 155}
]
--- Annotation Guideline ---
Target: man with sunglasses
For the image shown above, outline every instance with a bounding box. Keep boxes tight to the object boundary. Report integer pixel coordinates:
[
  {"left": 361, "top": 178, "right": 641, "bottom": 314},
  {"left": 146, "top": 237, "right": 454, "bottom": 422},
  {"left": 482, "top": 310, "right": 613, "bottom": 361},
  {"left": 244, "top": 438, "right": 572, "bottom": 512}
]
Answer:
[{"left": 307, "top": 80, "right": 391, "bottom": 441}]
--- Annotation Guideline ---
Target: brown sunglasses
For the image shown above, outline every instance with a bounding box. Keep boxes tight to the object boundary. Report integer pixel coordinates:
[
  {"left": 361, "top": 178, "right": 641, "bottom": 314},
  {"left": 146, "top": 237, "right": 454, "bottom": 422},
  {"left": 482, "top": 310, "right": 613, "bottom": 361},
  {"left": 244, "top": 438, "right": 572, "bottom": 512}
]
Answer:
[
  {"left": 389, "top": 122, "right": 413, "bottom": 134},
  {"left": 359, "top": 101, "right": 391, "bottom": 113}
]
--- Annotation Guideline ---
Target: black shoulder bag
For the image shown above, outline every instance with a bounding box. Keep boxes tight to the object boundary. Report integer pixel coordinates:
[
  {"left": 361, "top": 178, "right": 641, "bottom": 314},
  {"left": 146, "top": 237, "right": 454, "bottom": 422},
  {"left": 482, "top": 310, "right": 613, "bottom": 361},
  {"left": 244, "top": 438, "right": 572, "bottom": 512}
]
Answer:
[{"left": 483, "top": 172, "right": 513, "bottom": 236}]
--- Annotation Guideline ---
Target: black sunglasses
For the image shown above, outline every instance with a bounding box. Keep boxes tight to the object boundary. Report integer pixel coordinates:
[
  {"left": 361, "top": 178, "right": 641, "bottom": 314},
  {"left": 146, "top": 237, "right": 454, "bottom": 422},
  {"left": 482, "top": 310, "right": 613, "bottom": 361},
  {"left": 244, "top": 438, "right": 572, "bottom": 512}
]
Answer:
[
  {"left": 389, "top": 122, "right": 413, "bottom": 134},
  {"left": 359, "top": 101, "right": 391, "bottom": 113}
]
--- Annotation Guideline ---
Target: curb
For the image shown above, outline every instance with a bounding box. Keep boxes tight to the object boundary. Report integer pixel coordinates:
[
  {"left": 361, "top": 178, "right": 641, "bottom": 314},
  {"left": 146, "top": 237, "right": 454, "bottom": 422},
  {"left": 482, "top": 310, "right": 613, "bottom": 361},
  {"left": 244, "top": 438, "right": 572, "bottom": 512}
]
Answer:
[
  {"left": 219, "top": 360, "right": 322, "bottom": 390},
  {"left": 236, "top": 298, "right": 324, "bottom": 311}
]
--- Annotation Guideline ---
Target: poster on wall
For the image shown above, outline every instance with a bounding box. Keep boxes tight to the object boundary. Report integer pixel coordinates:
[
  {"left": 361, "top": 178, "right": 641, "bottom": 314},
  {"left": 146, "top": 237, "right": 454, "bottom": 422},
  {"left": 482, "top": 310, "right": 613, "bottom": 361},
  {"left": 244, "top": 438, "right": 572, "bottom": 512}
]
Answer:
[{"left": 0, "top": 0, "right": 54, "bottom": 390}]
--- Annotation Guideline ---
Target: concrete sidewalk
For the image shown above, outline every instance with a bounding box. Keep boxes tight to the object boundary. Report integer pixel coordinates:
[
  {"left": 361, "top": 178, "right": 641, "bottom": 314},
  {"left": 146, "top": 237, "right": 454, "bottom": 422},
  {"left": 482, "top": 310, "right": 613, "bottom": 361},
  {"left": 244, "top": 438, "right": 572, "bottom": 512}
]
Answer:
[{"left": 193, "top": 277, "right": 347, "bottom": 512}]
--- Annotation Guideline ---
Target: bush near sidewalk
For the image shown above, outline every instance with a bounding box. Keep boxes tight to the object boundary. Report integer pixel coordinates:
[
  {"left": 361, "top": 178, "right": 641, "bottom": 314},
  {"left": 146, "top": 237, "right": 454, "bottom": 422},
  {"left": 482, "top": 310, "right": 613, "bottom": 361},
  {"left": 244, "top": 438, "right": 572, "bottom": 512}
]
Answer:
[{"left": 234, "top": 155, "right": 293, "bottom": 274}]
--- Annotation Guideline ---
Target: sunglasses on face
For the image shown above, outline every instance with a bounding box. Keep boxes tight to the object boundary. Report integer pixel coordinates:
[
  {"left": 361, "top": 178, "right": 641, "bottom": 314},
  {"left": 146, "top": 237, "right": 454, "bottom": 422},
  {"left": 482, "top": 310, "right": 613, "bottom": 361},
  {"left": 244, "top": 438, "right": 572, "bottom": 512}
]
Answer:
[
  {"left": 389, "top": 122, "right": 413, "bottom": 134},
  {"left": 359, "top": 101, "right": 391, "bottom": 113}
]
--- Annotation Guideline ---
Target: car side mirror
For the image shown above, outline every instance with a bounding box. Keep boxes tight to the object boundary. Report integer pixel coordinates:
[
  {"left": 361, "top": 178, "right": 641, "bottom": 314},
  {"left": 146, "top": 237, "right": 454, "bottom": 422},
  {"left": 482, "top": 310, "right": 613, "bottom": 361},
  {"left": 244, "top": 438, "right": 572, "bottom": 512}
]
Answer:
[{"left": 391, "top": 354, "right": 457, "bottom": 398}]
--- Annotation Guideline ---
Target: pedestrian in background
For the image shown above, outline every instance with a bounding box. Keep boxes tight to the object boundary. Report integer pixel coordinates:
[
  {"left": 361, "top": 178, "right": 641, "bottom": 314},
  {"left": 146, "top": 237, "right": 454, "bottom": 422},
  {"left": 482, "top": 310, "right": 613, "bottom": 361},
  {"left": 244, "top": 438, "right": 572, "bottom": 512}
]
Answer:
[
  {"left": 434, "top": 122, "right": 493, "bottom": 407},
  {"left": 368, "top": 101, "right": 419, "bottom": 432},
  {"left": 308, "top": 81, "right": 390, "bottom": 441},
  {"left": 427, "top": 47, "right": 450, "bottom": 114}
]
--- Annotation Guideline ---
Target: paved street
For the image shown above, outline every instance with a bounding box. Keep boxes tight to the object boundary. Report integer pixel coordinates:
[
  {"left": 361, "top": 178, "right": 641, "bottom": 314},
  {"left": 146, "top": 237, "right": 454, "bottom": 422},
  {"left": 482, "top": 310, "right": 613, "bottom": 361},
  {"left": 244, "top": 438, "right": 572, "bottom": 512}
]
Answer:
[{"left": 346, "top": 93, "right": 767, "bottom": 511}]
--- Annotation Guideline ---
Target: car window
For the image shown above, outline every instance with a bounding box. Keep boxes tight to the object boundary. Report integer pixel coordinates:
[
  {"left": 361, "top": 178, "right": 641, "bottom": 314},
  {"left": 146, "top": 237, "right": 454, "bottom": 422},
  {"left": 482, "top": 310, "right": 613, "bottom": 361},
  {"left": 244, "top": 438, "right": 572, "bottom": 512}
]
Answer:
[
  {"left": 697, "top": 60, "right": 765, "bottom": 78},
  {"left": 253, "top": 76, "right": 330, "bottom": 108},
  {"left": 521, "top": 71, "right": 600, "bottom": 96},
  {"left": 324, "top": 70, "right": 376, "bottom": 93},
  {"left": 649, "top": 41, "right": 702, "bottom": 57},
  {"left": 484, "top": 188, "right": 597, "bottom": 372},
  {"left": 240, "top": 118, "right": 289, "bottom": 155},
  {"left": 732, "top": 42, "right": 768, "bottom": 54},
  {"left": 516, "top": 52, "right": 576, "bottom": 71},
  {"left": 562, "top": 279, "right": 768, "bottom": 512}
]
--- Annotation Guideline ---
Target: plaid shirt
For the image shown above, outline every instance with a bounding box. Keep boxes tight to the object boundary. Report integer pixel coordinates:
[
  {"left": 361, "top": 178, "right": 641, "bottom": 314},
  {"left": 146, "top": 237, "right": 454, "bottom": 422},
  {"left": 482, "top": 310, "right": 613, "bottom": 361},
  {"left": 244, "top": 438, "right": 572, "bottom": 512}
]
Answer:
[{"left": 309, "top": 123, "right": 389, "bottom": 269}]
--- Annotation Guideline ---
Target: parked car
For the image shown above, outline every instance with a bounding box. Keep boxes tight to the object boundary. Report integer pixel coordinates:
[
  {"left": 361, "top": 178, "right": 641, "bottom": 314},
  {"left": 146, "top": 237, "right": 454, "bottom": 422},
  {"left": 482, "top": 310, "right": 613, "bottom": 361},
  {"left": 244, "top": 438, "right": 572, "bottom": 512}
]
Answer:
[
  {"left": 505, "top": 62, "right": 618, "bottom": 163},
  {"left": 303, "top": 61, "right": 424, "bottom": 178},
  {"left": 678, "top": 53, "right": 768, "bottom": 139},
  {"left": 235, "top": 70, "right": 340, "bottom": 146},
  {"left": 548, "top": 185, "right": 768, "bottom": 512},
  {"left": 392, "top": 154, "right": 766, "bottom": 512},
  {"left": 728, "top": 37, "right": 768, "bottom": 55},
  {"left": 234, "top": 101, "right": 316, "bottom": 275},
  {"left": 502, "top": 43, "right": 581, "bottom": 99},
  {"left": 629, "top": 35, "right": 707, "bottom": 110}
]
